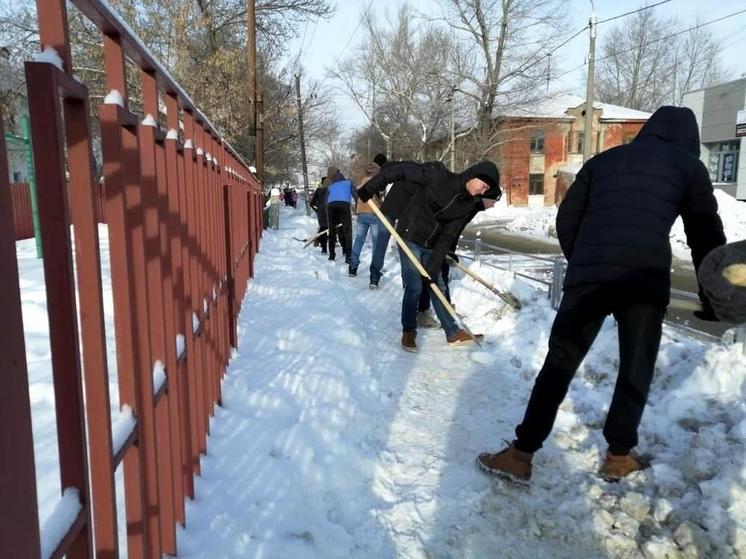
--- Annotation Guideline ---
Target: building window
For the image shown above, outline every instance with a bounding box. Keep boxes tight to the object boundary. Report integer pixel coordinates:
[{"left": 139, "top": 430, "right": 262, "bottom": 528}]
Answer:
[
  {"left": 530, "top": 130, "right": 544, "bottom": 153},
  {"left": 567, "top": 132, "right": 584, "bottom": 154},
  {"left": 529, "top": 173, "right": 544, "bottom": 195},
  {"left": 707, "top": 141, "right": 739, "bottom": 183}
]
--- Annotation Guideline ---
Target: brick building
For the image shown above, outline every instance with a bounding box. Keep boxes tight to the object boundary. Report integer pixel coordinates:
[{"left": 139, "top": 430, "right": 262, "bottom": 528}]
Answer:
[{"left": 493, "top": 94, "right": 650, "bottom": 206}]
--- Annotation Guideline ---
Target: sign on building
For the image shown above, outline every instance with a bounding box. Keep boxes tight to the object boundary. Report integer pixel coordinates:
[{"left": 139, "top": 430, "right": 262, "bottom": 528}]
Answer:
[{"left": 737, "top": 109, "right": 746, "bottom": 137}]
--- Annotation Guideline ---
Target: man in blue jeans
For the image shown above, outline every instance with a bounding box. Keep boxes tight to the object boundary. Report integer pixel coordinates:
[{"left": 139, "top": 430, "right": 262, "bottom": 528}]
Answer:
[
  {"left": 358, "top": 159, "right": 501, "bottom": 351},
  {"left": 349, "top": 163, "right": 381, "bottom": 276}
]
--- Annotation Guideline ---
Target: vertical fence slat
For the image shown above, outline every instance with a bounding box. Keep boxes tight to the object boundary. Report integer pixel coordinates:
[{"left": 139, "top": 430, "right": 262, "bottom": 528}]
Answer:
[
  {"left": 0, "top": 113, "right": 42, "bottom": 559},
  {"left": 25, "top": 61, "right": 93, "bottom": 559},
  {"left": 64, "top": 90, "right": 119, "bottom": 558}
]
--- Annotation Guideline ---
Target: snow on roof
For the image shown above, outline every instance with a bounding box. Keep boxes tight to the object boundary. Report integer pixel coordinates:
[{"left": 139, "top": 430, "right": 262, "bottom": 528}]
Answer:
[{"left": 497, "top": 93, "right": 651, "bottom": 121}]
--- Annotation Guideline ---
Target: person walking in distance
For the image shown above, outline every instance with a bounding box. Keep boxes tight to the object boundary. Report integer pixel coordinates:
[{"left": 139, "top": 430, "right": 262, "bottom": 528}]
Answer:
[
  {"left": 323, "top": 166, "right": 355, "bottom": 262},
  {"left": 476, "top": 106, "right": 726, "bottom": 484},
  {"left": 349, "top": 162, "right": 382, "bottom": 277},
  {"left": 310, "top": 177, "right": 329, "bottom": 253}
]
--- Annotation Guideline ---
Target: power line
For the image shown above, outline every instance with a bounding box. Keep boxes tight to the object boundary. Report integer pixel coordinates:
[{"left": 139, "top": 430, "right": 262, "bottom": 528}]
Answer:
[
  {"left": 335, "top": 0, "right": 376, "bottom": 60},
  {"left": 595, "top": 8, "right": 746, "bottom": 66},
  {"left": 596, "top": 0, "right": 673, "bottom": 26}
]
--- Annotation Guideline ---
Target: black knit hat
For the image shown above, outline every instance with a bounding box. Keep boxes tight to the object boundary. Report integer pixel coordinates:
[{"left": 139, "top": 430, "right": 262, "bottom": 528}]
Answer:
[{"left": 373, "top": 153, "right": 388, "bottom": 167}]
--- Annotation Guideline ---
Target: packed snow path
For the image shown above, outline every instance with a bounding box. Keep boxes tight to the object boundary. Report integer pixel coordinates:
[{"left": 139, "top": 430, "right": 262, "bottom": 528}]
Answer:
[{"left": 172, "top": 207, "right": 745, "bottom": 558}]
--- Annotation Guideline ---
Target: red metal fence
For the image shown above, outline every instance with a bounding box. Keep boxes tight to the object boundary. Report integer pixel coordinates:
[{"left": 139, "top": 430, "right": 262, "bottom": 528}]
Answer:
[
  {"left": 10, "top": 182, "right": 107, "bottom": 240},
  {"left": 0, "top": 0, "right": 263, "bottom": 556}
]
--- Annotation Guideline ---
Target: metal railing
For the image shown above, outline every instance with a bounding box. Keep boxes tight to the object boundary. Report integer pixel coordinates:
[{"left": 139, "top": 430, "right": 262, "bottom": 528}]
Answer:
[
  {"left": 459, "top": 238, "right": 745, "bottom": 354},
  {"left": 0, "top": 0, "right": 263, "bottom": 557}
]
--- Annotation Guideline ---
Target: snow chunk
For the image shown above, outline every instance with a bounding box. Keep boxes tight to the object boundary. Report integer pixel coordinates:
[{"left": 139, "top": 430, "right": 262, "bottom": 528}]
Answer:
[
  {"left": 203, "top": 298, "right": 209, "bottom": 314},
  {"left": 111, "top": 405, "right": 136, "bottom": 456},
  {"left": 104, "top": 90, "right": 125, "bottom": 107},
  {"left": 153, "top": 360, "right": 166, "bottom": 394},
  {"left": 166, "top": 128, "right": 178, "bottom": 140},
  {"left": 33, "top": 46, "right": 64, "bottom": 71},
  {"left": 192, "top": 312, "right": 200, "bottom": 333},
  {"left": 184, "top": 139, "right": 193, "bottom": 149},
  {"left": 176, "top": 334, "right": 186, "bottom": 360},
  {"left": 249, "top": 165, "right": 257, "bottom": 174},
  {"left": 206, "top": 153, "right": 212, "bottom": 162},
  {"left": 40, "top": 488, "right": 81, "bottom": 558},
  {"left": 142, "top": 113, "right": 157, "bottom": 127},
  {"left": 196, "top": 147, "right": 204, "bottom": 156}
]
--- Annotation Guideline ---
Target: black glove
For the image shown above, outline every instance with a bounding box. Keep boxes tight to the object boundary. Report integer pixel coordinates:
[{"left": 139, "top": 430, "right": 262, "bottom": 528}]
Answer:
[
  {"left": 447, "top": 251, "right": 459, "bottom": 264},
  {"left": 421, "top": 274, "right": 434, "bottom": 287},
  {"left": 358, "top": 184, "right": 375, "bottom": 202}
]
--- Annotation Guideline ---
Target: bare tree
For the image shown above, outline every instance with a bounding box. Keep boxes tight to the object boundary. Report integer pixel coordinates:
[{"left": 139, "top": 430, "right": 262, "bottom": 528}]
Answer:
[
  {"left": 331, "top": 5, "right": 457, "bottom": 160},
  {"left": 433, "top": 0, "right": 566, "bottom": 155},
  {"left": 596, "top": 10, "right": 726, "bottom": 111}
]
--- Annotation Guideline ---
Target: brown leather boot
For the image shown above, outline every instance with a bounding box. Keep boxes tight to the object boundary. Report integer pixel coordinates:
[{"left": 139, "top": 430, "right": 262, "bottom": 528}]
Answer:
[
  {"left": 446, "top": 329, "right": 484, "bottom": 346},
  {"left": 476, "top": 443, "right": 533, "bottom": 484},
  {"left": 401, "top": 330, "right": 417, "bottom": 352},
  {"left": 599, "top": 451, "right": 650, "bottom": 481}
]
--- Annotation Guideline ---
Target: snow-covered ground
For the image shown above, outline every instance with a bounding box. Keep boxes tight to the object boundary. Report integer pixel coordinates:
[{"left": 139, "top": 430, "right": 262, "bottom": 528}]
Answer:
[
  {"left": 19, "top": 207, "right": 746, "bottom": 558},
  {"left": 473, "top": 190, "right": 746, "bottom": 263}
]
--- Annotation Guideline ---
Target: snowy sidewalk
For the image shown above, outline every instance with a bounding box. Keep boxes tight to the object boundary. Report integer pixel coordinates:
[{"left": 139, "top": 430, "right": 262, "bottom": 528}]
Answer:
[{"left": 174, "top": 207, "right": 745, "bottom": 558}]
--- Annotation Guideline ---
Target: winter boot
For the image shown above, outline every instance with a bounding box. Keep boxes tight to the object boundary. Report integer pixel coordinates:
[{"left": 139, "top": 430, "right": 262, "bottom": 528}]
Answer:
[
  {"left": 476, "top": 443, "right": 533, "bottom": 484},
  {"left": 369, "top": 278, "right": 379, "bottom": 289},
  {"left": 446, "top": 329, "right": 484, "bottom": 345},
  {"left": 348, "top": 266, "right": 358, "bottom": 277},
  {"left": 345, "top": 254, "right": 351, "bottom": 264},
  {"left": 417, "top": 311, "right": 440, "bottom": 329},
  {"left": 599, "top": 451, "right": 650, "bottom": 481},
  {"left": 328, "top": 253, "right": 335, "bottom": 261},
  {"left": 401, "top": 330, "right": 417, "bottom": 352}
]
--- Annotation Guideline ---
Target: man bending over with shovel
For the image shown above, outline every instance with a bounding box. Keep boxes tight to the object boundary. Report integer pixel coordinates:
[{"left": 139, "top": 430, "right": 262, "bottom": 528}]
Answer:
[{"left": 358, "top": 160, "right": 501, "bottom": 352}]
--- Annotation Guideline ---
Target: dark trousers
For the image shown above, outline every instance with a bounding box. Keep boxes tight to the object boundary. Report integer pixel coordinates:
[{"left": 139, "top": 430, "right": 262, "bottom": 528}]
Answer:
[
  {"left": 327, "top": 202, "right": 352, "bottom": 257},
  {"left": 515, "top": 284, "right": 665, "bottom": 455},
  {"left": 418, "top": 263, "right": 451, "bottom": 312}
]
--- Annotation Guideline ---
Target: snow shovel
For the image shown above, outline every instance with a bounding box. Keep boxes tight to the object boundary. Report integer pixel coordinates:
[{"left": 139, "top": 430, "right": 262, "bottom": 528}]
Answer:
[
  {"left": 298, "top": 224, "right": 341, "bottom": 248},
  {"left": 667, "top": 298, "right": 703, "bottom": 312},
  {"left": 445, "top": 257, "right": 522, "bottom": 311},
  {"left": 367, "top": 199, "right": 483, "bottom": 348}
]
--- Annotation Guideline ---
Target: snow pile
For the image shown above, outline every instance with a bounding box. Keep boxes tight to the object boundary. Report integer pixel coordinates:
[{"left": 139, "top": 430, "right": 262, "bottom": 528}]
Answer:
[
  {"left": 33, "top": 46, "right": 64, "bottom": 71},
  {"left": 171, "top": 207, "right": 744, "bottom": 558},
  {"left": 141, "top": 113, "right": 158, "bottom": 127},
  {"left": 40, "top": 488, "right": 81, "bottom": 558},
  {"left": 153, "top": 360, "right": 166, "bottom": 394},
  {"left": 166, "top": 128, "right": 179, "bottom": 140},
  {"left": 475, "top": 189, "right": 746, "bottom": 259},
  {"left": 103, "top": 90, "right": 125, "bottom": 107},
  {"left": 111, "top": 405, "right": 136, "bottom": 456},
  {"left": 176, "top": 334, "right": 186, "bottom": 360},
  {"left": 670, "top": 190, "right": 746, "bottom": 260},
  {"left": 192, "top": 312, "right": 200, "bottom": 333}
]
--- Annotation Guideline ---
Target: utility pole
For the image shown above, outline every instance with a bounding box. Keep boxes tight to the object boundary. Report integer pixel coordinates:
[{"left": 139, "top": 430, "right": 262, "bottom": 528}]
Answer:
[
  {"left": 246, "top": 0, "right": 256, "bottom": 134},
  {"left": 582, "top": 9, "right": 597, "bottom": 163},
  {"left": 257, "top": 87, "right": 264, "bottom": 180},
  {"left": 247, "top": 0, "right": 264, "bottom": 179},
  {"left": 448, "top": 86, "right": 456, "bottom": 171},
  {"left": 294, "top": 73, "right": 310, "bottom": 216}
]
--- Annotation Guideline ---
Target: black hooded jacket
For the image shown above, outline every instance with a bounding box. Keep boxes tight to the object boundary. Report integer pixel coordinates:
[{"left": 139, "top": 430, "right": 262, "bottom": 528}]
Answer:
[
  {"left": 557, "top": 105, "right": 726, "bottom": 306},
  {"left": 359, "top": 160, "right": 501, "bottom": 278},
  {"left": 378, "top": 160, "right": 425, "bottom": 220}
]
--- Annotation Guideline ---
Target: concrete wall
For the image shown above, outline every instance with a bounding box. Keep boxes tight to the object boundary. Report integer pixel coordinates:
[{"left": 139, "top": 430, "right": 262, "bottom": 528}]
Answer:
[{"left": 684, "top": 79, "right": 746, "bottom": 200}]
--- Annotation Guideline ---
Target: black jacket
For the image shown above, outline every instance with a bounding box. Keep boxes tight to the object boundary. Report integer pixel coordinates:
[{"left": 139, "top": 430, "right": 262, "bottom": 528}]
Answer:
[
  {"left": 557, "top": 105, "right": 726, "bottom": 306},
  {"left": 310, "top": 186, "right": 328, "bottom": 226},
  {"left": 378, "top": 160, "right": 426, "bottom": 220},
  {"left": 360, "top": 161, "right": 500, "bottom": 278}
]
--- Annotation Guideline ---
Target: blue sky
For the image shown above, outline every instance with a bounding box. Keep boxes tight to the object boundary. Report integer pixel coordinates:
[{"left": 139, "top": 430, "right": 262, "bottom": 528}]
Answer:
[{"left": 286, "top": 0, "right": 746, "bottom": 127}]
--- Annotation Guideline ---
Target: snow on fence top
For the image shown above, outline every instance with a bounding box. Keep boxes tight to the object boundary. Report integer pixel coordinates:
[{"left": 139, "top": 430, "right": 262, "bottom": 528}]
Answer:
[{"left": 68, "top": 0, "right": 253, "bottom": 174}]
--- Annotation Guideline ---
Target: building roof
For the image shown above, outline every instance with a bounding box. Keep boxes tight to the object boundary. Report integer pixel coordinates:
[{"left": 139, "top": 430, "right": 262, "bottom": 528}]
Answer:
[{"left": 496, "top": 93, "right": 651, "bottom": 122}]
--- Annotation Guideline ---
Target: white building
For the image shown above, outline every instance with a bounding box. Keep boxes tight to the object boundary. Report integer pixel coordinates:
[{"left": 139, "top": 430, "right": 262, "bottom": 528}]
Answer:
[{"left": 683, "top": 78, "right": 746, "bottom": 201}]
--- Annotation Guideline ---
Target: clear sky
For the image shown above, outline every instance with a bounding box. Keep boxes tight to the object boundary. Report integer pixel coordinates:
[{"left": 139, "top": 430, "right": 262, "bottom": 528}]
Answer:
[{"left": 286, "top": 0, "right": 746, "bottom": 129}]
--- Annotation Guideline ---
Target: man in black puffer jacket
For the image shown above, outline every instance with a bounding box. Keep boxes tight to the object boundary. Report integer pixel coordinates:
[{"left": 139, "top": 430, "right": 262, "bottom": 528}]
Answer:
[
  {"left": 477, "top": 106, "right": 726, "bottom": 484},
  {"left": 359, "top": 160, "right": 501, "bottom": 351}
]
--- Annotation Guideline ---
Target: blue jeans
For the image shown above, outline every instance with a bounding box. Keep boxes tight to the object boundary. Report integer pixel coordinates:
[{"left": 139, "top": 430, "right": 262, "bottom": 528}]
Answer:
[
  {"left": 350, "top": 213, "right": 379, "bottom": 269},
  {"left": 399, "top": 241, "right": 459, "bottom": 337},
  {"left": 369, "top": 214, "right": 393, "bottom": 282}
]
